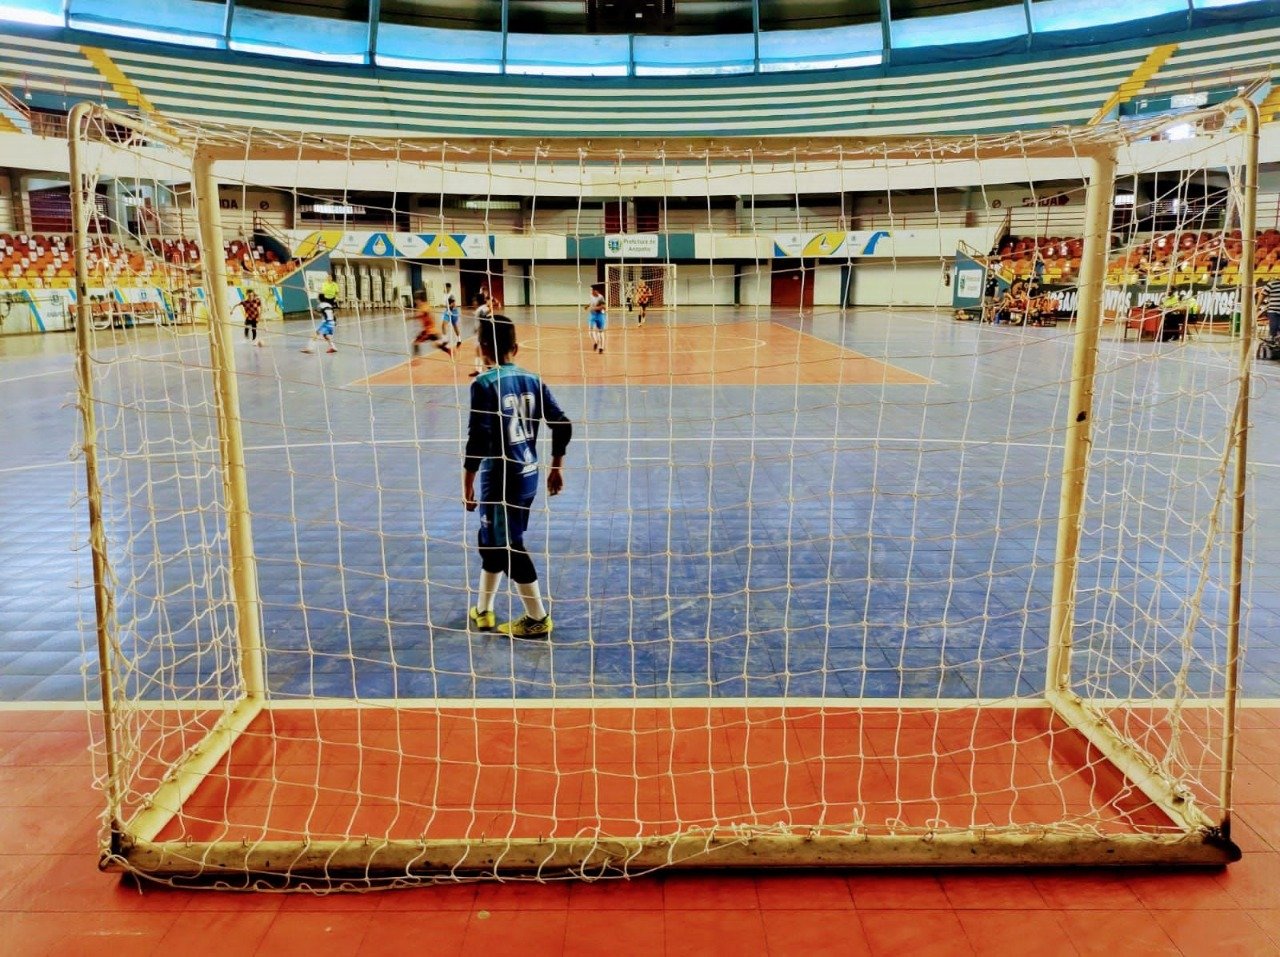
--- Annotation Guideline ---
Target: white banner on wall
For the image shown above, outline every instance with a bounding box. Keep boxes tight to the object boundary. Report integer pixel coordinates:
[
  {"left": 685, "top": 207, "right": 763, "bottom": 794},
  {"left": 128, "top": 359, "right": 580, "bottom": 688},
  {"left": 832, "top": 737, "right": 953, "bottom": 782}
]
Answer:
[
  {"left": 288, "top": 231, "right": 496, "bottom": 260},
  {"left": 773, "top": 231, "right": 891, "bottom": 258},
  {"left": 605, "top": 234, "right": 660, "bottom": 258},
  {"left": 773, "top": 227, "right": 993, "bottom": 259}
]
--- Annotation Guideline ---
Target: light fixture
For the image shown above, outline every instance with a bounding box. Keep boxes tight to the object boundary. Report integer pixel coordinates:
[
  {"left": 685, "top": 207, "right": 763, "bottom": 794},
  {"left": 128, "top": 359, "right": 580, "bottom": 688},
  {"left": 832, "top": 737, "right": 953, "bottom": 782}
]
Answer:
[
  {"left": 305, "top": 203, "right": 367, "bottom": 216},
  {"left": 462, "top": 200, "right": 521, "bottom": 211}
]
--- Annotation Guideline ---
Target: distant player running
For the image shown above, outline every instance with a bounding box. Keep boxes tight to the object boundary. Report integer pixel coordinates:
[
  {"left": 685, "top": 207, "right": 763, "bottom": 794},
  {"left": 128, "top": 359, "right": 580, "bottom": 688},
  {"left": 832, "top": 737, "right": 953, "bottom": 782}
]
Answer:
[
  {"left": 464, "top": 313, "right": 572, "bottom": 640},
  {"left": 584, "top": 284, "right": 607, "bottom": 353},
  {"left": 443, "top": 282, "right": 462, "bottom": 350},
  {"left": 409, "top": 289, "right": 451, "bottom": 358},
  {"left": 301, "top": 298, "right": 337, "bottom": 353},
  {"left": 634, "top": 279, "right": 652, "bottom": 325},
  {"left": 231, "top": 288, "right": 264, "bottom": 346}
]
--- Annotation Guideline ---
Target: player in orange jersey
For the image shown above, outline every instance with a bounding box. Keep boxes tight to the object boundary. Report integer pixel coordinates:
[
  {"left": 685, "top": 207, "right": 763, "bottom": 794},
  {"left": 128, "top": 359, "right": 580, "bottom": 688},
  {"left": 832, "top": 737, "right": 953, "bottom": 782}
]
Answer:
[{"left": 409, "top": 289, "right": 452, "bottom": 358}]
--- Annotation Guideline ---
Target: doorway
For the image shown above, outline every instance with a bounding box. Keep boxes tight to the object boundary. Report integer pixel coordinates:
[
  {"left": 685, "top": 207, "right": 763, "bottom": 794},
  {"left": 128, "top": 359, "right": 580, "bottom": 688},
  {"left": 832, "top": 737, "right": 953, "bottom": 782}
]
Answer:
[
  {"left": 771, "top": 259, "right": 814, "bottom": 311},
  {"left": 459, "top": 262, "right": 506, "bottom": 309}
]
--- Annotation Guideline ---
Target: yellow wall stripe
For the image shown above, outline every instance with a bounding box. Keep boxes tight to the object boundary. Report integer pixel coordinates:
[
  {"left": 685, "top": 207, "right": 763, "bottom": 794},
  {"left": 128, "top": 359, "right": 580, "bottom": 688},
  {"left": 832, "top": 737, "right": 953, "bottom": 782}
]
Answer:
[
  {"left": 0, "top": 111, "right": 20, "bottom": 134},
  {"left": 80, "top": 45, "right": 161, "bottom": 114},
  {"left": 1088, "top": 43, "right": 1179, "bottom": 126}
]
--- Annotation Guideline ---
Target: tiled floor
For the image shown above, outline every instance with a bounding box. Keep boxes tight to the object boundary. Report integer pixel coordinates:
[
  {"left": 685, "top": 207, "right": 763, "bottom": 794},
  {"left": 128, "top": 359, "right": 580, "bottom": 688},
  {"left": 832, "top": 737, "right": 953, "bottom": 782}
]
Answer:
[{"left": 1, "top": 707, "right": 1279, "bottom": 955}]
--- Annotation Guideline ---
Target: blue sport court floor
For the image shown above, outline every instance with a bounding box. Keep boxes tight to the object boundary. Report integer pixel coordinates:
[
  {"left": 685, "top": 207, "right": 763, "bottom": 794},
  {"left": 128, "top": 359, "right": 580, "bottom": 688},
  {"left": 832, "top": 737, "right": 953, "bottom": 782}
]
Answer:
[{"left": 1, "top": 305, "right": 1277, "bottom": 705}]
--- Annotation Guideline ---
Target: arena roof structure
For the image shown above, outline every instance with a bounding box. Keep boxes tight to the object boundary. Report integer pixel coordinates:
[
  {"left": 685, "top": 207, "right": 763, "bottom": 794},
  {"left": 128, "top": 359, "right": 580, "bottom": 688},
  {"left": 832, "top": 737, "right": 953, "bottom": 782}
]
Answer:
[{"left": 0, "top": 1, "right": 1277, "bottom": 138}]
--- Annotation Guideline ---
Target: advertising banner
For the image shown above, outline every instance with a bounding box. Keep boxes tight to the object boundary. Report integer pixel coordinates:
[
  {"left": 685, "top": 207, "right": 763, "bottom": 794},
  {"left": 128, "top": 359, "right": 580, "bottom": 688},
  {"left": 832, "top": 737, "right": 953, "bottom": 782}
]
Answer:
[
  {"left": 952, "top": 249, "right": 987, "bottom": 312},
  {"left": 1037, "top": 284, "right": 1242, "bottom": 322},
  {"left": 289, "top": 231, "right": 495, "bottom": 260},
  {"left": 773, "top": 231, "right": 891, "bottom": 258},
  {"left": 605, "top": 234, "right": 661, "bottom": 258},
  {"left": 774, "top": 228, "right": 994, "bottom": 259}
]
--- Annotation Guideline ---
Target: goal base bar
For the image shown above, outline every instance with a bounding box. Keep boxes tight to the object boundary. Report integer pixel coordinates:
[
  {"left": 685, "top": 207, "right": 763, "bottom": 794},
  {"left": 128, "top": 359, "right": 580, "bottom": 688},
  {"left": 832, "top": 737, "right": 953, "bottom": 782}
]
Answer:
[{"left": 108, "top": 830, "right": 1240, "bottom": 881}]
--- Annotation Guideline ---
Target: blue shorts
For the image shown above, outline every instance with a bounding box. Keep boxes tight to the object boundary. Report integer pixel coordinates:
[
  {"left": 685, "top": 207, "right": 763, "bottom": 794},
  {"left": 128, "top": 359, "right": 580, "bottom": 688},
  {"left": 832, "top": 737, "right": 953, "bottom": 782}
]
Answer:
[
  {"left": 446, "top": 308, "right": 460, "bottom": 325},
  {"left": 477, "top": 465, "right": 538, "bottom": 550},
  {"left": 317, "top": 318, "right": 335, "bottom": 337},
  {"left": 588, "top": 310, "right": 606, "bottom": 330}
]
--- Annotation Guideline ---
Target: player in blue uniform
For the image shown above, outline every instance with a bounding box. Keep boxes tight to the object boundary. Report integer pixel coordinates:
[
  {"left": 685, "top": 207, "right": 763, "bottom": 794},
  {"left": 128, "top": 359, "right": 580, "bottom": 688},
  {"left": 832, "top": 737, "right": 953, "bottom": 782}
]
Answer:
[
  {"left": 585, "top": 284, "right": 607, "bottom": 353},
  {"left": 464, "top": 313, "right": 572, "bottom": 639},
  {"left": 301, "top": 299, "right": 337, "bottom": 353},
  {"left": 443, "top": 282, "right": 462, "bottom": 350}
]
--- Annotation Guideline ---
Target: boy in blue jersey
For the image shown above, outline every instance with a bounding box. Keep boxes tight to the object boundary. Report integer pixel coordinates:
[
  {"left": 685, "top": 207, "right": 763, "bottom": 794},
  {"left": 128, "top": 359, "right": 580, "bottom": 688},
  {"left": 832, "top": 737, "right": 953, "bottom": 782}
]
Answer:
[
  {"left": 443, "top": 282, "right": 462, "bottom": 350},
  {"left": 464, "top": 314, "right": 572, "bottom": 639},
  {"left": 301, "top": 299, "right": 337, "bottom": 353},
  {"left": 585, "top": 285, "right": 607, "bottom": 353}
]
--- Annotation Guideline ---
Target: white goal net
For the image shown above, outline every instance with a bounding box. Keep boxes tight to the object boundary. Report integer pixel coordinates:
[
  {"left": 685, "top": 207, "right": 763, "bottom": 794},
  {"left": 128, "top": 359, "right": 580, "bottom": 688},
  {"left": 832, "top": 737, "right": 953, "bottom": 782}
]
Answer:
[
  {"left": 605, "top": 262, "right": 676, "bottom": 314},
  {"left": 68, "top": 101, "right": 1258, "bottom": 887}
]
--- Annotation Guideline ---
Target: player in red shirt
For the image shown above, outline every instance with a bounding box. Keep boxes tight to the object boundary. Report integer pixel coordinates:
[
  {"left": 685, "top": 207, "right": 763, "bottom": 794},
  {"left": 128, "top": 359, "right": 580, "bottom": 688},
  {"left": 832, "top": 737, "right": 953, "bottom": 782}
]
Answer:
[{"left": 231, "top": 289, "right": 264, "bottom": 346}]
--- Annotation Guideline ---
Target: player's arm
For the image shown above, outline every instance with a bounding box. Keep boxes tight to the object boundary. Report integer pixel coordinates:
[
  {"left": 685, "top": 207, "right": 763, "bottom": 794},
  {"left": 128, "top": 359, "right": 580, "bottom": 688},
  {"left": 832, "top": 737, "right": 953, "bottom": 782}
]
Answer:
[
  {"left": 463, "top": 380, "right": 495, "bottom": 511},
  {"left": 542, "top": 384, "right": 573, "bottom": 497}
]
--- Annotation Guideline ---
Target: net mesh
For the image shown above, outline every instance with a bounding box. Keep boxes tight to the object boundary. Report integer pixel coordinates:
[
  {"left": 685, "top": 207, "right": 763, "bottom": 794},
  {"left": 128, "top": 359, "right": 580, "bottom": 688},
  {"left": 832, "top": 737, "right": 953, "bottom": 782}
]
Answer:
[{"left": 69, "top": 106, "right": 1254, "bottom": 886}]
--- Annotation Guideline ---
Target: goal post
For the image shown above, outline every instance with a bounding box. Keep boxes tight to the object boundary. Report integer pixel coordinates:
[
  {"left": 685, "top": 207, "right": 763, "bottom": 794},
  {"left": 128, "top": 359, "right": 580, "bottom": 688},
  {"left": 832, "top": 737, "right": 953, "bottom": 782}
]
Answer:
[
  {"left": 68, "top": 101, "right": 1258, "bottom": 886},
  {"left": 605, "top": 262, "right": 676, "bottom": 313}
]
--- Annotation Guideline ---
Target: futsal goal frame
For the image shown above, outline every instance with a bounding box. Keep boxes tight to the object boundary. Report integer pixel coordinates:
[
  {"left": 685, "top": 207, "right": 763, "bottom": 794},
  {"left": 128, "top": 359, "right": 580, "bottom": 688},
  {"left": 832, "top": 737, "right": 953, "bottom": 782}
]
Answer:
[
  {"left": 605, "top": 262, "right": 677, "bottom": 313},
  {"left": 69, "top": 100, "right": 1256, "bottom": 880}
]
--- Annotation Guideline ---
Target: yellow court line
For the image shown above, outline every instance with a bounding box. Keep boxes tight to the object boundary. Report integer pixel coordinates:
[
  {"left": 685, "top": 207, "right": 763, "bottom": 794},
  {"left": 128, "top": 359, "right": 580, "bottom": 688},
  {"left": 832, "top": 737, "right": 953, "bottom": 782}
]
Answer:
[{"left": 1089, "top": 43, "right": 1179, "bottom": 126}]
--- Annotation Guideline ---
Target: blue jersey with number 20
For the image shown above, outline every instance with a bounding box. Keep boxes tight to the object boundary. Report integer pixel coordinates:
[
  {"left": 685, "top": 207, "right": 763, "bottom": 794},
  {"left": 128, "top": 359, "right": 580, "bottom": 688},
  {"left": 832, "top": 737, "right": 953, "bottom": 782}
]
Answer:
[{"left": 465, "top": 364, "right": 571, "bottom": 485}]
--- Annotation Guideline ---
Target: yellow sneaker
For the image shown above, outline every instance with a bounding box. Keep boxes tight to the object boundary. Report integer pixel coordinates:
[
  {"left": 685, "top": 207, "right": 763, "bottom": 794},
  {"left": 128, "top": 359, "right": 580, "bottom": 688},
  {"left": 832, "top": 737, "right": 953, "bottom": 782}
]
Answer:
[
  {"left": 496, "top": 614, "right": 553, "bottom": 640},
  {"left": 468, "top": 606, "right": 496, "bottom": 631}
]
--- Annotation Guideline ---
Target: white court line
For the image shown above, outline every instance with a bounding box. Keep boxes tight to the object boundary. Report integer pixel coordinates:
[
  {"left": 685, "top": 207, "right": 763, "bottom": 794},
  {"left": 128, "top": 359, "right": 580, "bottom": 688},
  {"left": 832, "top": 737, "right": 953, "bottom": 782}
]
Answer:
[
  {"left": 656, "top": 599, "right": 700, "bottom": 621},
  {"left": 0, "top": 367, "right": 73, "bottom": 384},
  {"left": 3, "top": 697, "right": 1279, "bottom": 711},
  {"left": 6, "top": 434, "right": 1278, "bottom": 475}
]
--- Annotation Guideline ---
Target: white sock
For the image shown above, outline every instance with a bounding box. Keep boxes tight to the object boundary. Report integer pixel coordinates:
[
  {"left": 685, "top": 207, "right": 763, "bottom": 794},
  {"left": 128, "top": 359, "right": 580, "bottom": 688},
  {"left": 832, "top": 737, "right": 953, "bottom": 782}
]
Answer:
[
  {"left": 478, "top": 571, "right": 501, "bottom": 613},
  {"left": 516, "top": 581, "right": 547, "bottom": 620}
]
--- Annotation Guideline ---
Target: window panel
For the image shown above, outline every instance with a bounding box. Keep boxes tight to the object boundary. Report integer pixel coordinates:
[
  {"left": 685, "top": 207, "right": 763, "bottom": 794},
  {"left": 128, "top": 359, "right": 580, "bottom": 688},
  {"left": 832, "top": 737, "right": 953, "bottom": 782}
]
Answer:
[
  {"left": 760, "top": 0, "right": 881, "bottom": 32},
  {"left": 759, "top": 22, "right": 883, "bottom": 70},
  {"left": 376, "top": 21, "right": 503, "bottom": 71},
  {"left": 380, "top": 0, "right": 503, "bottom": 31},
  {"left": 230, "top": 6, "right": 368, "bottom": 62},
  {"left": 505, "top": 31, "right": 630, "bottom": 75},
  {"left": 1031, "top": 0, "right": 1188, "bottom": 32},
  {"left": 891, "top": 2, "right": 1026, "bottom": 47},
  {"left": 633, "top": 32, "right": 756, "bottom": 75},
  {"left": 67, "top": 0, "right": 225, "bottom": 45}
]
